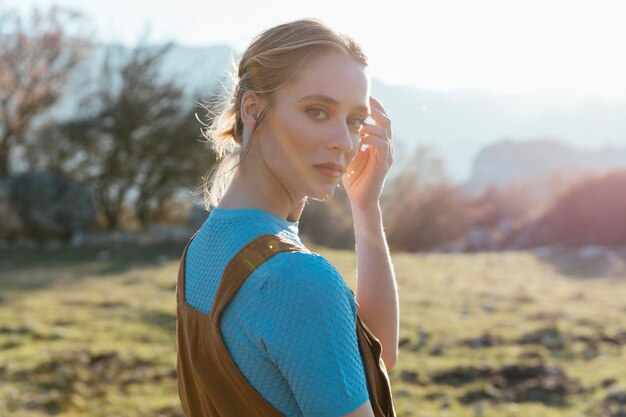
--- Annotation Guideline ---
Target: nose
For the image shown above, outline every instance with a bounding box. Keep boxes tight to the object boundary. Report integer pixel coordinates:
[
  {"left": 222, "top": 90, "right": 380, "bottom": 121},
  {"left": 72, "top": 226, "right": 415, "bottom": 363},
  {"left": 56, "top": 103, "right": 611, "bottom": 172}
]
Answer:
[{"left": 327, "top": 122, "right": 356, "bottom": 153}]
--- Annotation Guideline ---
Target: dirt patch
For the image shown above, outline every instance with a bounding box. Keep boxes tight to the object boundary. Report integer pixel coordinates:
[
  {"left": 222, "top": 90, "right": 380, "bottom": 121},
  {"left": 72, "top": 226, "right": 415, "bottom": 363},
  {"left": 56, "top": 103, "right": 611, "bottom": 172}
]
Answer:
[
  {"left": 9, "top": 349, "right": 174, "bottom": 414},
  {"left": 431, "top": 363, "right": 584, "bottom": 406},
  {"left": 153, "top": 405, "right": 186, "bottom": 417},
  {"left": 460, "top": 332, "right": 504, "bottom": 349},
  {"left": 599, "top": 331, "right": 626, "bottom": 346},
  {"left": 596, "top": 389, "right": 626, "bottom": 417},
  {"left": 431, "top": 365, "right": 493, "bottom": 387},
  {"left": 517, "top": 325, "right": 625, "bottom": 360},
  {"left": 400, "top": 370, "right": 423, "bottom": 385},
  {"left": 518, "top": 325, "right": 565, "bottom": 350},
  {"left": 0, "top": 324, "right": 64, "bottom": 349},
  {"left": 0, "top": 324, "right": 33, "bottom": 335}
]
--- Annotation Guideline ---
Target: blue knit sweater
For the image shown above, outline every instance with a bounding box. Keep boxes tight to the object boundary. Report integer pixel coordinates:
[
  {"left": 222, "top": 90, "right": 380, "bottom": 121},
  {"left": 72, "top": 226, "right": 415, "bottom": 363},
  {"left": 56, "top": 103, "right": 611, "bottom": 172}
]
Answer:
[{"left": 184, "top": 207, "right": 369, "bottom": 417}]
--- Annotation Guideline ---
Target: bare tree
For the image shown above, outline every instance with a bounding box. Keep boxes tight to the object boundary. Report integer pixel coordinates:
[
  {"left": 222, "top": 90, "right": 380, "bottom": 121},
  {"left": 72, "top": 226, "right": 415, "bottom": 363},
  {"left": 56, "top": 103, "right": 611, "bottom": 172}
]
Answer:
[
  {"left": 531, "top": 169, "right": 626, "bottom": 247},
  {"left": 53, "top": 43, "right": 214, "bottom": 230},
  {"left": 382, "top": 146, "right": 471, "bottom": 251},
  {"left": 0, "top": 5, "right": 88, "bottom": 176}
]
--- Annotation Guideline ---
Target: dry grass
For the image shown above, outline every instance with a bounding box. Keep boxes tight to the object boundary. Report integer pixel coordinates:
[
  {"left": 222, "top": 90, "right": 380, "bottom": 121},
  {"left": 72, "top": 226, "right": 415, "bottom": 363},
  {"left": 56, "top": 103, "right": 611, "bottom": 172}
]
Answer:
[{"left": 1, "top": 242, "right": 625, "bottom": 416}]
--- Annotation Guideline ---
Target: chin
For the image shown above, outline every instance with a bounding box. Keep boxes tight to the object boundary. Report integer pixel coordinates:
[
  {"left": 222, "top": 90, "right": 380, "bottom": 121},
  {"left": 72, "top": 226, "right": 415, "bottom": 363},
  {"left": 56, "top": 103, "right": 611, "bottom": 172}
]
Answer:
[{"left": 308, "top": 184, "right": 338, "bottom": 202}]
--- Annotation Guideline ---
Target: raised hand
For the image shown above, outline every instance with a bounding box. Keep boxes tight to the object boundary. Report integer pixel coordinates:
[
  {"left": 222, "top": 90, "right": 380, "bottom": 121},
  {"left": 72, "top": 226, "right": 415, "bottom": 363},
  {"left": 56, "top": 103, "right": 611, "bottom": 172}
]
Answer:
[{"left": 342, "top": 96, "right": 394, "bottom": 211}]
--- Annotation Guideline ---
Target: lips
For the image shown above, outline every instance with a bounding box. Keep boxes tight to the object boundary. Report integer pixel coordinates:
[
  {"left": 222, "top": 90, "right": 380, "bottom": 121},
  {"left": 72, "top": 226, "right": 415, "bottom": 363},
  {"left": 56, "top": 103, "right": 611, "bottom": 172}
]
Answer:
[{"left": 314, "top": 163, "right": 345, "bottom": 178}]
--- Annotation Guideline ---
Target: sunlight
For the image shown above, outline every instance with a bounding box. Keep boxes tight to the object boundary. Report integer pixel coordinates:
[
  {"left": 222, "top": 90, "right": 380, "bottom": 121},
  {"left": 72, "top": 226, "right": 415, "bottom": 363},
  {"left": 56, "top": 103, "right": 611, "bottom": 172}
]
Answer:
[{"left": 5, "top": 0, "right": 625, "bottom": 99}]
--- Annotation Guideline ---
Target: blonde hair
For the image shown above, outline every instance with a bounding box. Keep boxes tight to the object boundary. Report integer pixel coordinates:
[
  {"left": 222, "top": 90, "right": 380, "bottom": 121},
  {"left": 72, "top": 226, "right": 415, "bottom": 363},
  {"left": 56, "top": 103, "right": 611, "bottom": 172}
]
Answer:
[{"left": 198, "top": 18, "right": 368, "bottom": 210}]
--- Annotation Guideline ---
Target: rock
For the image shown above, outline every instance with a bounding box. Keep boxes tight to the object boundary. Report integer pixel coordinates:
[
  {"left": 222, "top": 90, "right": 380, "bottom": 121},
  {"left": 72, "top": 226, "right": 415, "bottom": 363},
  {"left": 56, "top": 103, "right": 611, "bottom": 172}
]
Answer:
[
  {"left": 96, "top": 250, "right": 111, "bottom": 261},
  {"left": 13, "top": 236, "right": 38, "bottom": 248},
  {"left": 531, "top": 246, "right": 554, "bottom": 259},
  {"left": 144, "top": 224, "right": 195, "bottom": 244},
  {"left": 43, "top": 239, "right": 64, "bottom": 250},
  {"left": 69, "top": 231, "right": 87, "bottom": 246},
  {"left": 156, "top": 254, "right": 170, "bottom": 264},
  {"left": 465, "top": 226, "right": 496, "bottom": 251},
  {"left": 559, "top": 245, "right": 625, "bottom": 277},
  {"left": 0, "top": 171, "right": 97, "bottom": 241}
]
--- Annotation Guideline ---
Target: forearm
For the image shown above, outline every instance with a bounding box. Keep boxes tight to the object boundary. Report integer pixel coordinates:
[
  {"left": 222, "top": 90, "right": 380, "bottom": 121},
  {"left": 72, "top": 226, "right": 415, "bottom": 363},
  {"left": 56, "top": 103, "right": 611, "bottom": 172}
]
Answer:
[{"left": 352, "top": 204, "right": 399, "bottom": 370}]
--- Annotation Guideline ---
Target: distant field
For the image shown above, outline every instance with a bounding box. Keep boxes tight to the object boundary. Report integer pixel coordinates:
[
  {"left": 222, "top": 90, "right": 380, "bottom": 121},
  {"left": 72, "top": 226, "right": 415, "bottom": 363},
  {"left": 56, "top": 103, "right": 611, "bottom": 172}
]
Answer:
[{"left": 1, "top": 241, "right": 625, "bottom": 417}]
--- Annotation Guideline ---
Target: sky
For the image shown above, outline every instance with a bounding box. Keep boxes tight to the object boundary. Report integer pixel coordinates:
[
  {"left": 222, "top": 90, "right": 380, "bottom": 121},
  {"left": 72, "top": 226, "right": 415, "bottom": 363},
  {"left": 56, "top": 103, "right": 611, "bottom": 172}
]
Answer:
[{"left": 4, "top": 0, "right": 626, "bottom": 101}]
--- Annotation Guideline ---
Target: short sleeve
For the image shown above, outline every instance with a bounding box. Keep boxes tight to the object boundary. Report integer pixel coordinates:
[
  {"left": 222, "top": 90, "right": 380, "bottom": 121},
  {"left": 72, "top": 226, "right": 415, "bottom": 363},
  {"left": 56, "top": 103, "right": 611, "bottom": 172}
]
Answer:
[{"left": 256, "top": 251, "right": 369, "bottom": 417}]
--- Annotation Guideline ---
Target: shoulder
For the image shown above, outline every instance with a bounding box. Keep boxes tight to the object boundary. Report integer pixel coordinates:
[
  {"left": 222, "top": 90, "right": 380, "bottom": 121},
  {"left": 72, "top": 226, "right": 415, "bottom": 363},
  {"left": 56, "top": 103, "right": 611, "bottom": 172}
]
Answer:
[
  {"left": 260, "top": 250, "right": 344, "bottom": 288},
  {"left": 256, "top": 249, "right": 355, "bottom": 307},
  {"left": 255, "top": 249, "right": 359, "bottom": 342}
]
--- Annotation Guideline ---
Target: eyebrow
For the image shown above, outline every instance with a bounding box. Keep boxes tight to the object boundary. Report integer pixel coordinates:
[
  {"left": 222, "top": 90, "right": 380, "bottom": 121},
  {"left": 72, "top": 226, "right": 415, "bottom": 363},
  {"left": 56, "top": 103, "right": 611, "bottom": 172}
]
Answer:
[{"left": 297, "top": 94, "right": 369, "bottom": 114}]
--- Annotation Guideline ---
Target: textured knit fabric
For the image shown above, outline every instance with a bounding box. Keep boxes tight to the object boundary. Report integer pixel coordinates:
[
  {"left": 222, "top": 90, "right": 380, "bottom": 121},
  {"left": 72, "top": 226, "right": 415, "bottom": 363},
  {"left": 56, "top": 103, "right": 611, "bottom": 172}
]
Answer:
[{"left": 184, "top": 207, "right": 369, "bottom": 417}]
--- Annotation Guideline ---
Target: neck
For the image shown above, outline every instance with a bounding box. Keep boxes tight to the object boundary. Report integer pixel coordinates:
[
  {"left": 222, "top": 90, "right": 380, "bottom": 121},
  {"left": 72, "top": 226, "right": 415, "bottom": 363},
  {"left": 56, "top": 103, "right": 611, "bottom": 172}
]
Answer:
[{"left": 217, "top": 160, "right": 306, "bottom": 223}]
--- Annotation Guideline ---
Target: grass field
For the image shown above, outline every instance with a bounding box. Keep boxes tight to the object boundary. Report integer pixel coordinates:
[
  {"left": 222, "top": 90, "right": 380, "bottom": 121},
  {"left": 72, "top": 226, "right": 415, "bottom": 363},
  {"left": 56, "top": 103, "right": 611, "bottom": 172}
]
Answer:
[{"left": 1, "top": 240, "right": 625, "bottom": 417}]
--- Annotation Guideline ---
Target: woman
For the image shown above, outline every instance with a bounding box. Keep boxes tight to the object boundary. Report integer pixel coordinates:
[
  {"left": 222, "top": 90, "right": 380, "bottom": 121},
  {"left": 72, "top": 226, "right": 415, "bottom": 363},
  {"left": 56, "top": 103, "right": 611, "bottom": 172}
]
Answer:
[{"left": 176, "top": 18, "right": 398, "bottom": 417}]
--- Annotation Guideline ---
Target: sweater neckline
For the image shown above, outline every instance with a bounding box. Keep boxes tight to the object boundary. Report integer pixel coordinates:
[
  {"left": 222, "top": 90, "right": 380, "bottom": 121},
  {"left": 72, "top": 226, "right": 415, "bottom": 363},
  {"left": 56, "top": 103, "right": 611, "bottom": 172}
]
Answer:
[{"left": 210, "top": 207, "right": 299, "bottom": 229}]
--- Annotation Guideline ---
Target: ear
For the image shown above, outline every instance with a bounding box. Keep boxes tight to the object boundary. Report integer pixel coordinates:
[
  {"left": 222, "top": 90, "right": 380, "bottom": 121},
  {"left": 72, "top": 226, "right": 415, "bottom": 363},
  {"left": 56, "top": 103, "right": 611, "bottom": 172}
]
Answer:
[{"left": 240, "top": 90, "right": 260, "bottom": 130}]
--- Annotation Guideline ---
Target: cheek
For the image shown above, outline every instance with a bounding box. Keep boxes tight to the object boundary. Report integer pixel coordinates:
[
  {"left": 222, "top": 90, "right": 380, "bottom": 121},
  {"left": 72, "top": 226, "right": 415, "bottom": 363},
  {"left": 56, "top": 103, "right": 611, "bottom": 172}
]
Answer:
[{"left": 272, "top": 115, "right": 318, "bottom": 158}]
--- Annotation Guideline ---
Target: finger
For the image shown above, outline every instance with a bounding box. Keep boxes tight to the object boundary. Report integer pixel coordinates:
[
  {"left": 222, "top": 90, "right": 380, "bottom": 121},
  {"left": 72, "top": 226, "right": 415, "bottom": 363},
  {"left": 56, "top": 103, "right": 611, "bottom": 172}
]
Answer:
[
  {"left": 360, "top": 123, "right": 389, "bottom": 140},
  {"left": 359, "top": 132, "right": 392, "bottom": 152},
  {"left": 359, "top": 130, "right": 393, "bottom": 164},
  {"left": 367, "top": 99, "right": 392, "bottom": 138},
  {"left": 359, "top": 134, "right": 393, "bottom": 166},
  {"left": 345, "top": 143, "right": 370, "bottom": 178},
  {"left": 369, "top": 96, "right": 387, "bottom": 113},
  {"left": 368, "top": 106, "right": 391, "bottom": 131}
]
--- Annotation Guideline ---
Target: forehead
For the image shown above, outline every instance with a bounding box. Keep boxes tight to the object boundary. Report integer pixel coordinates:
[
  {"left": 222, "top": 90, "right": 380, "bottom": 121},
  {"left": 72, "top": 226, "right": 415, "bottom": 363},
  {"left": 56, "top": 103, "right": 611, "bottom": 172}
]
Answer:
[{"left": 279, "top": 51, "right": 370, "bottom": 110}]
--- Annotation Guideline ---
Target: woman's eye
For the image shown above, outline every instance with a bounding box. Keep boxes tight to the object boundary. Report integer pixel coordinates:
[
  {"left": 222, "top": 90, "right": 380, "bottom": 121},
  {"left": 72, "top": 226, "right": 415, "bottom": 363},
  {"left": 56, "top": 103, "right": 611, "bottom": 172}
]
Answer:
[
  {"left": 349, "top": 118, "right": 365, "bottom": 131},
  {"left": 307, "top": 108, "right": 327, "bottom": 120}
]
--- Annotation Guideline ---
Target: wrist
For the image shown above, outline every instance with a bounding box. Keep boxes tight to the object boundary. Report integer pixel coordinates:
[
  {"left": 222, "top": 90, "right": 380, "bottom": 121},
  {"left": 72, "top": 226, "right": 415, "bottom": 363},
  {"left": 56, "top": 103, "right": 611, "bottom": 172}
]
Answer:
[
  {"left": 351, "top": 203, "right": 382, "bottom": 221},
  {"left": 352, "top": 204, "right": 386, "bottom": 250}
]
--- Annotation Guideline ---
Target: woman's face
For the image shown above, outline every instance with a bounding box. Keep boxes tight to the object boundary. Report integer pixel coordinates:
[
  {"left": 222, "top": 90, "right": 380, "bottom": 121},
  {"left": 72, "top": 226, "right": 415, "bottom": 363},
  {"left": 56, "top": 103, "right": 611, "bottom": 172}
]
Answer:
[{"left": 255, "top": 51, "right": 370, "bottom": 203}]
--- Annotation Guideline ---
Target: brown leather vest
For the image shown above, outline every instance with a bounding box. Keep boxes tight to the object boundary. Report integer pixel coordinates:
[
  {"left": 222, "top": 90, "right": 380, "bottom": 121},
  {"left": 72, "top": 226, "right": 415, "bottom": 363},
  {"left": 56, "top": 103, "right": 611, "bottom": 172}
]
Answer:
[{"left": 176, "top": 232, "right": 396, "bottom": 416}]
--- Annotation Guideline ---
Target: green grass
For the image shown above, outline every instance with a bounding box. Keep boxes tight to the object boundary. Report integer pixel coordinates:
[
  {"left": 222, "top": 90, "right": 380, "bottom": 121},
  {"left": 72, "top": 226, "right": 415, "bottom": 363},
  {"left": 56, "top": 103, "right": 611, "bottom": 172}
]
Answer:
[{"left": 1, "top": 242, "right": 625, "bottom": 416}]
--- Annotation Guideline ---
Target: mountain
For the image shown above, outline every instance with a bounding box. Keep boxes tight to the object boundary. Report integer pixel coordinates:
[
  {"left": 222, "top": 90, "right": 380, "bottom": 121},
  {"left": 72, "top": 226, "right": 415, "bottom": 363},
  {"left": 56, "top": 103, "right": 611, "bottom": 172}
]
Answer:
[
  {"left": 45, "top": 43, "right": 626, "bottom": 186},
  {"left": 461, "top": 139, "right": 626, "bottom": 196},
  {"left": 371, "top": 80, "right": 626, "bottom": 184}
]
